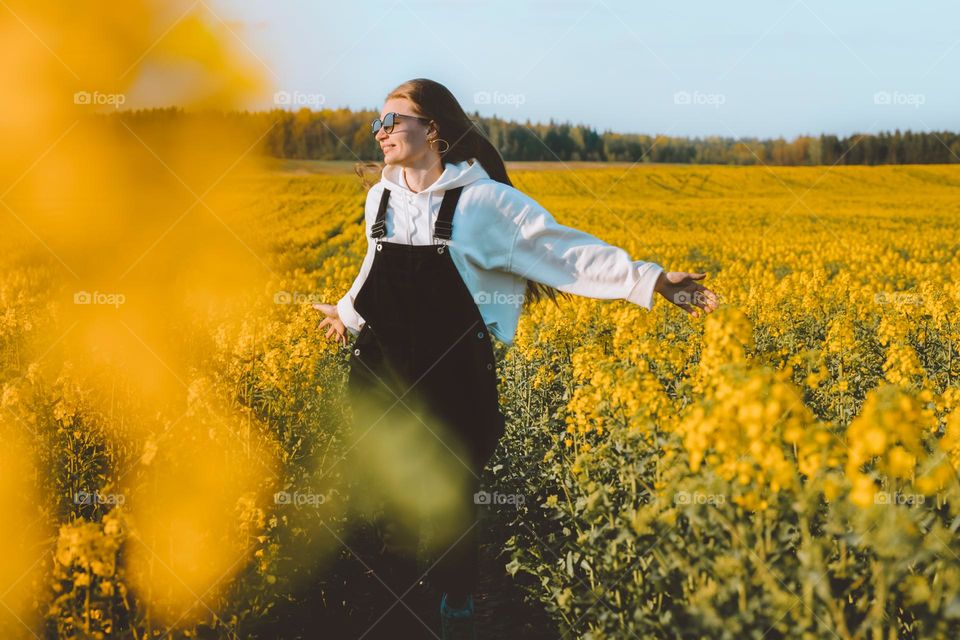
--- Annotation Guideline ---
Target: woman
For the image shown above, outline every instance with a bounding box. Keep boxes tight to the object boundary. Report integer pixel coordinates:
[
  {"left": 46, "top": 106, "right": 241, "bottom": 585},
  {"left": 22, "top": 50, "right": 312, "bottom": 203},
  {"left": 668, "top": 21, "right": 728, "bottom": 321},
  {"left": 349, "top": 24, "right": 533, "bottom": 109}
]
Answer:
[{"left": 314, "top": 78, "right": 718, "bottom": 639}]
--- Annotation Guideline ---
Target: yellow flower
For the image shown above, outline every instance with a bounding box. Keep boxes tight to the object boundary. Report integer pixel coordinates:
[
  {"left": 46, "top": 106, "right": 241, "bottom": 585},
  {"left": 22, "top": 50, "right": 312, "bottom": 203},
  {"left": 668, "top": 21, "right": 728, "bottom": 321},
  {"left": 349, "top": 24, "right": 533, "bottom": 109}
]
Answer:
[
  {"left": 823, "top": 475, "right": 843, "bottom": 502},
  {"left": 849, "top": 473, "right": 877, "bottom": 508},
  {"left": 886, "top": 446, "right": 916, "bottom": 479}
]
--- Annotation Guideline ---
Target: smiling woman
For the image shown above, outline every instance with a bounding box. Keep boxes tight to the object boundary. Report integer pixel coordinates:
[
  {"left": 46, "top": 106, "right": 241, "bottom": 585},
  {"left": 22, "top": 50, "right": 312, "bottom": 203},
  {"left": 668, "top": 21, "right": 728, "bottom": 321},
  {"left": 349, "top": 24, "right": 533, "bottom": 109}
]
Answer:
[{"left": 312, "top": 78, "right": 718, "bottom": 638}]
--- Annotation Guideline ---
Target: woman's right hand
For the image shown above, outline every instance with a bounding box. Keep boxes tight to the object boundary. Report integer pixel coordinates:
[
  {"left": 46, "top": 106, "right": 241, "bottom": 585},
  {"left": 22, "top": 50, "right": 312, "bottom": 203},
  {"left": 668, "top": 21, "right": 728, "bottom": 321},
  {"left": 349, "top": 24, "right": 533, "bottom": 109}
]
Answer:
[{"left": 312, "top": 303, "right": 349, "bottom": 347}]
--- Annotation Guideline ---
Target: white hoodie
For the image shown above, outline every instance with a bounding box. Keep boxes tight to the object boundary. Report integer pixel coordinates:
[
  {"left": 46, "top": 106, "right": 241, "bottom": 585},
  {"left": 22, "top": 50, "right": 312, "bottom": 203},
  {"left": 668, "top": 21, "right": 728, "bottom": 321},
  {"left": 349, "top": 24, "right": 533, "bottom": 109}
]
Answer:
[{"left": 336, "top": 158, "right": 664, "bottom": 346}]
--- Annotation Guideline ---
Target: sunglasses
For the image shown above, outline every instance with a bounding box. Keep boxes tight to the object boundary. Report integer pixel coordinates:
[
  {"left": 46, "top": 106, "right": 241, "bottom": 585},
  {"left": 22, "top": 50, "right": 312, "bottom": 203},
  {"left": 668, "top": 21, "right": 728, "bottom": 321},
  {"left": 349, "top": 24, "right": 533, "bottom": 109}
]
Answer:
[{"left": 371, "top": 112, "right": 432, "bottom": 135}]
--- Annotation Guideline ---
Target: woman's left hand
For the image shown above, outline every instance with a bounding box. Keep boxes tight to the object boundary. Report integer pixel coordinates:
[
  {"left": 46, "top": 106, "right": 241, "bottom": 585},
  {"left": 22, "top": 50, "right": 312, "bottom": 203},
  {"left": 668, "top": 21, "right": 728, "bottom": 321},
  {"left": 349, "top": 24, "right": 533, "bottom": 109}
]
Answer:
[{"left": 654, "top": 271, "right": 719, "bottom": 318}]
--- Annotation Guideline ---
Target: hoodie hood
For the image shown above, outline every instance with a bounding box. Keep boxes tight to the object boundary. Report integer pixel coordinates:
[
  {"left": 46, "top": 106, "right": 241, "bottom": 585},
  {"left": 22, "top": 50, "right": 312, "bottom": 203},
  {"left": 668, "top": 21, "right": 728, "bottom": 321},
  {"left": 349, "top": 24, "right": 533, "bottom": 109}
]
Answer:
[{"left": 380, "top": 158, "right": 490, "bottom": 194}]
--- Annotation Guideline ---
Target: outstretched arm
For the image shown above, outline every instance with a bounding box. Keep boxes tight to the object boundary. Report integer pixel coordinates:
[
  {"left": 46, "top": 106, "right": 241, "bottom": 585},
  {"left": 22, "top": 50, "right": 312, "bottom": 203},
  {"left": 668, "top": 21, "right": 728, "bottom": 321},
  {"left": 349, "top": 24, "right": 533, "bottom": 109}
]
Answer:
[{"left": 507, "top": 200, "right": 718, "bottom": 316}]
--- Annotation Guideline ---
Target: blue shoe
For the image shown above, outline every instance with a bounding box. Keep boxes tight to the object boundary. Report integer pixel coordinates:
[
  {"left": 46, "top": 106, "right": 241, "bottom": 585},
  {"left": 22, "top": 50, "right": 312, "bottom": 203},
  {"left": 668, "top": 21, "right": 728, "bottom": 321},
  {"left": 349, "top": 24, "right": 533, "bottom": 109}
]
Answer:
[{"left": 440, "top": 592, "right": 476, "bottom": 640}]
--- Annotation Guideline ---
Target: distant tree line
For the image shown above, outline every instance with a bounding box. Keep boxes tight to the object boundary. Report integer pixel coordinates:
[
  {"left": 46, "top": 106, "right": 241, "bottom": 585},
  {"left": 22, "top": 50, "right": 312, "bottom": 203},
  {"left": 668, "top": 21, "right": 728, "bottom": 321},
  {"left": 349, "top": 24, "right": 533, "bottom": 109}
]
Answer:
[{"left": 107, "top": 107, "right": 960, "bottom": 165}]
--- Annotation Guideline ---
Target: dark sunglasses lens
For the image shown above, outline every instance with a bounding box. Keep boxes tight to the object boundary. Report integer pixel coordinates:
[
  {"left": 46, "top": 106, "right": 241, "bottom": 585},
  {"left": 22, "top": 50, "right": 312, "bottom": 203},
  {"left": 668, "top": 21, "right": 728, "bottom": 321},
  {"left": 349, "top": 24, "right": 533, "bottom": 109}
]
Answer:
[
  {"left": 385, "top": 112, "right": 398, "bottom": 133},
  {"left": 371, "top": 119, "right": 380, "bottom": 134}
]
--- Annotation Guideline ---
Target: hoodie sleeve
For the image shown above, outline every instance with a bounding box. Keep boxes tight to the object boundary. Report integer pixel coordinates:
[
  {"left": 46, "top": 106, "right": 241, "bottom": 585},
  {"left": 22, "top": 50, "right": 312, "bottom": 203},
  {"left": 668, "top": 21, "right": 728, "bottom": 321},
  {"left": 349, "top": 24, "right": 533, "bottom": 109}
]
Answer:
[
  {"left": 336, "top": 235, "right": 376, "bottom": 335},
  {"left": 336, "top": 189, "right": 379, "bottom": 335},
  {"left": 505, "top": 193, "right": 664, "bottom": 310}
]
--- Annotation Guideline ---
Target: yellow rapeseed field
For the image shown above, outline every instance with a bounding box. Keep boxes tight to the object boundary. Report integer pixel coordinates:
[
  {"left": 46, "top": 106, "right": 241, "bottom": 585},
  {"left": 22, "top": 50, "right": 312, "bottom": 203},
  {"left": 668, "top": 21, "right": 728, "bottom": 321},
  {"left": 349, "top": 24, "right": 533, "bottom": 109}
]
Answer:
[{"left": 3, "top": 160, "right": 960, "bottom": 638}]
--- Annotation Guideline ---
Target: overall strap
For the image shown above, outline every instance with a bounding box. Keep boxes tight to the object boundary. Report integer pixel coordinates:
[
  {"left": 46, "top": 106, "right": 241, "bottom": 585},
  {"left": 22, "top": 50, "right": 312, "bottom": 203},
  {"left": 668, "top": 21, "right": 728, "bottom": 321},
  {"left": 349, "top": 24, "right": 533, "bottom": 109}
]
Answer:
[
  {"left": 370, "top": 188, "right": 390, "bottom": 238},
  {"left": 433, "top": 186, "right": 465, "bottom": 241}
]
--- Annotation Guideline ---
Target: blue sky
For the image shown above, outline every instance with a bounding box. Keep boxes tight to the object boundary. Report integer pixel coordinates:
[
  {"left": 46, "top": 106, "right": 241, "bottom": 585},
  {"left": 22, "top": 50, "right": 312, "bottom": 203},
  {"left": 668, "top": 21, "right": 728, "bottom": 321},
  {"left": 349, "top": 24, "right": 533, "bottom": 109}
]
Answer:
[{"left": 210, "top": 0, "right": 959, "bottom": 138}]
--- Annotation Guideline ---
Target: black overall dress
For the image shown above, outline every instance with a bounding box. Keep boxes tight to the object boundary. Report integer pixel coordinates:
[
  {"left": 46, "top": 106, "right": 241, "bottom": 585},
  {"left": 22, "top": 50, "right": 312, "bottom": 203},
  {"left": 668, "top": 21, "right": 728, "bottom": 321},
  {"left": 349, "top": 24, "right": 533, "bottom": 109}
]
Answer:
[{"left": 344, "top": 183, "right": 506, "bottom": 633}]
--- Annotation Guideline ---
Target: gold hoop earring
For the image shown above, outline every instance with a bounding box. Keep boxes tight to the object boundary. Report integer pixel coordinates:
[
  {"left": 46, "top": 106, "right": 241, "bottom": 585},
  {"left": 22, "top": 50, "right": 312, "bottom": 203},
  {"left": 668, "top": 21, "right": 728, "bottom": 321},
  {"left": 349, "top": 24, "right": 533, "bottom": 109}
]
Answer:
[{"left": 428, "top": 137, "right": 450, "bottom": 154}]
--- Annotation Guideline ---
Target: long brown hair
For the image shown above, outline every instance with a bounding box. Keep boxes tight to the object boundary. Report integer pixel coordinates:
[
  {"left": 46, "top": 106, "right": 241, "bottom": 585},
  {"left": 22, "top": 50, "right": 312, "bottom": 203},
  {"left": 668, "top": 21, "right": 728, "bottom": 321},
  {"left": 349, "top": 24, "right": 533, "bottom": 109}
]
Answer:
[{"left": 355, "top": 78, "right": 568, "bottom": 308}]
